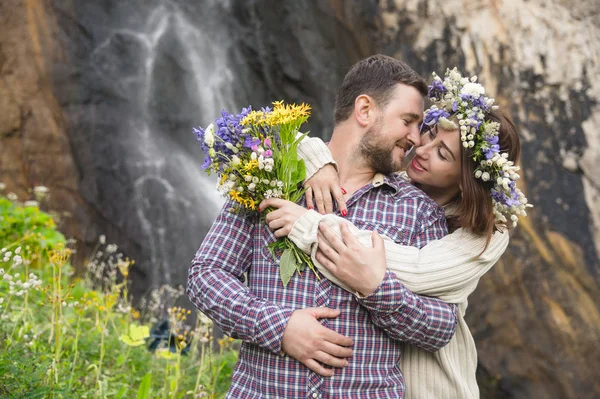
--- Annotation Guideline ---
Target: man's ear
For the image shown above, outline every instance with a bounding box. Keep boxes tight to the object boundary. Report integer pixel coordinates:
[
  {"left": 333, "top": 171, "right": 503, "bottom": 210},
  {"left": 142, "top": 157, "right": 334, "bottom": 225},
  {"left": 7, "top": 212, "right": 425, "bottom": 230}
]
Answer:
[{"left": 354, "top": 95, "right": 373, "bottom": 128}]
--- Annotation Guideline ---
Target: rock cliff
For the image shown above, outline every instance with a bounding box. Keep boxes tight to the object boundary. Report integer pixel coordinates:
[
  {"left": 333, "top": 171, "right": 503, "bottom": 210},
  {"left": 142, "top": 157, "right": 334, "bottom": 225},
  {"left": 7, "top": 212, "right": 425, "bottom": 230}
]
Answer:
[{"left": 0, "top": 0, "right": 598, "bottom": 397}]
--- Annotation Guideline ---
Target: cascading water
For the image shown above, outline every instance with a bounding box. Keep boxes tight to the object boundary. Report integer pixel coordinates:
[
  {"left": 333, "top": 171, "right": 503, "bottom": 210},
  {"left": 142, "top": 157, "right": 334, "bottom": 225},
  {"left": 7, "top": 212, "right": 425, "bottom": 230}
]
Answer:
[
  {"left": 54, "top": 0, "right": 253, "bottom": 295},
  {"left": 51, "top": 0, "right": 360, "bottom": 297}
]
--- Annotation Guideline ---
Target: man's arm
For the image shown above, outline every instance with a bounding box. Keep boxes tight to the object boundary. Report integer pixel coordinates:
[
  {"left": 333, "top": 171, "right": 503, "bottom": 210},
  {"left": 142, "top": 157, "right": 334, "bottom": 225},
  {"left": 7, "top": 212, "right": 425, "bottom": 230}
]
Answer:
[
  {"left": 356, "top": 199, "right": 457, "bottom": 352},
  {"left": 186, "top": 201, "right": 293, "bottom": 354},
  {"left": 355, "top": 272, "right": 457, "bottom": 352}
]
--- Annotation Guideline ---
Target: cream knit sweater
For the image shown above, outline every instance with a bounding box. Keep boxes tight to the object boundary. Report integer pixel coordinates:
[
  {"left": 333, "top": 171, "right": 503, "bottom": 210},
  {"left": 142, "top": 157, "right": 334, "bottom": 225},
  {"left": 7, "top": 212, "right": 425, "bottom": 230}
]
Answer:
[{"left": 294, "top": 137, "right": 510, "bottom": 399}]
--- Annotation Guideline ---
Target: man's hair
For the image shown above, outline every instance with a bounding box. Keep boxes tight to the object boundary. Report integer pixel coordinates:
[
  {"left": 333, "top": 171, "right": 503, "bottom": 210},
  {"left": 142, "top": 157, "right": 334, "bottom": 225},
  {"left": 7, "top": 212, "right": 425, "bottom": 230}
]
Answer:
[{"left": 333, "top": 54, "right": 428, "bottom": 125}]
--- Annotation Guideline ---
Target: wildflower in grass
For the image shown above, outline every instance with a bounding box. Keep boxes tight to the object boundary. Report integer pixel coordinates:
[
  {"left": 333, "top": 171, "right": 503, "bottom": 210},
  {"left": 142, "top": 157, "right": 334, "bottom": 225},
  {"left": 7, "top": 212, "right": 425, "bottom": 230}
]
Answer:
[
  {"left": 120, "top": 323, "right": 150, "bottom": 347},
  {"left": 193, "top": 101, "right": 317, "bottom": 286},
  {"left": 33, "top": 185, "right": 49, "bottom": 201}
]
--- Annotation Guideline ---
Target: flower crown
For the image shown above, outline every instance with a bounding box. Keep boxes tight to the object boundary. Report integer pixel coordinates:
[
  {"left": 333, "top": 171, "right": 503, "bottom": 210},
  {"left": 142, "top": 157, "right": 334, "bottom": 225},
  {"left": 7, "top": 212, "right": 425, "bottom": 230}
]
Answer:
[{"left": 424, "top": 68, "right": 532, "bottom": 226}]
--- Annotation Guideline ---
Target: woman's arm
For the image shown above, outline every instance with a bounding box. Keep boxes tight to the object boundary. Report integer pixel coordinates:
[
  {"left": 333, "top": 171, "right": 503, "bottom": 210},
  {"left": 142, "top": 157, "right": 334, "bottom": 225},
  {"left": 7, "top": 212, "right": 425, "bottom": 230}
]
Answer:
[
  {"left": 296, "top": 134, "right": 336, "bottom": 179},
  {"left": 288, "top": 209, "right": 509, "bottom": 304},
  {"left": 296, "top": 135, "right": 347, "bottom": 215}
]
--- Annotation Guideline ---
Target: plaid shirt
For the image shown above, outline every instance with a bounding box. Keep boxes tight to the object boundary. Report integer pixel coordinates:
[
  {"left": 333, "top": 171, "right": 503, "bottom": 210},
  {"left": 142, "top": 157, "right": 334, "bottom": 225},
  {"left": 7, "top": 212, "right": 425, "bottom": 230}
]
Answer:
[{"left": 187, "top": 173, "right": 457, "bottom": 398}]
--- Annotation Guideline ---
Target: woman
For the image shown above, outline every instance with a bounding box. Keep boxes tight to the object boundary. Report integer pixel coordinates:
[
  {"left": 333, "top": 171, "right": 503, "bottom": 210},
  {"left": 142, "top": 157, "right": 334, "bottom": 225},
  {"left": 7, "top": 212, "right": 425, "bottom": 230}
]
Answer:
[{"left": 261, "top": 68, "right": 531, "bottom": 399}]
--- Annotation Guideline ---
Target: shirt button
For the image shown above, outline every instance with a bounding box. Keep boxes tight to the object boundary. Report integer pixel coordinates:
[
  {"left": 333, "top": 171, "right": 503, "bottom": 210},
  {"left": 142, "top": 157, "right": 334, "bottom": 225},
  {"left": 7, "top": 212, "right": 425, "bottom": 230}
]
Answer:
[{"left": 312, "top": 393, "right": 318, "bottom": 398}]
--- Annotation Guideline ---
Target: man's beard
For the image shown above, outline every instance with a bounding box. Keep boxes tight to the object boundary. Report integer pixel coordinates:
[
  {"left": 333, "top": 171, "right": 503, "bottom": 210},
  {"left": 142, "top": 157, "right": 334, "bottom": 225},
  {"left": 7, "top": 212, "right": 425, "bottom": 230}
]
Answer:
[{"left": 357, "top": 121, "right": 401, "bottom": 175}]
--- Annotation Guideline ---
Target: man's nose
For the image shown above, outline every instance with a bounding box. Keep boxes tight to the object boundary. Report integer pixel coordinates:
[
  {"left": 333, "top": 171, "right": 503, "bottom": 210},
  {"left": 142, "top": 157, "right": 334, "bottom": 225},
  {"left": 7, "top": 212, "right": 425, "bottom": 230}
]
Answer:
[{"left": 407, "top": 124, "right": 421, "bottom": 147}]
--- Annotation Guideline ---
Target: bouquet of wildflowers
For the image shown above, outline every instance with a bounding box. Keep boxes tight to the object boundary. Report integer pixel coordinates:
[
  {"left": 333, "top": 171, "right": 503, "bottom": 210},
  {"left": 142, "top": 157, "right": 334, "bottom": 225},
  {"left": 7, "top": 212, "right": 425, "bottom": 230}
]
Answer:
[{"left": 193, "top": 101, "right": 317, "bottom": 286}]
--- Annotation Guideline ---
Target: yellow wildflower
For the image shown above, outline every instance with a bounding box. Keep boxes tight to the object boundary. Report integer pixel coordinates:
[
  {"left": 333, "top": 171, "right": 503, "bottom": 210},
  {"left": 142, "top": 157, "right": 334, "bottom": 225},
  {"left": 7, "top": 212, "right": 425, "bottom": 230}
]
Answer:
[
  {"left": 219, "top": 174, "right": 229, "bottom": 186},
  {"left": 244, "top": 198, "right": 256, "bottom": 210},
  {"left": 228, "top": 190, "right": 244, "bottom": 204},
  {"left": 243, "top": 160, "right": 259, "bottom": 171},
  {"left": 240, "top": 110, "right": 267, "bottom": 127},
  {"left": 266, "top": 101, "right": 311, "bottom": 126}
]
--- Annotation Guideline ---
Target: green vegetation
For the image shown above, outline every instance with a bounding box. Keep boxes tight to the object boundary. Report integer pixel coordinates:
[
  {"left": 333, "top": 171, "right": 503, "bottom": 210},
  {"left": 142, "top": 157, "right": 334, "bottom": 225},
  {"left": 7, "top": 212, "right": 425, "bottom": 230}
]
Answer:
[{"left": 0, "top": 188, "right": 236, "bottom": 398}]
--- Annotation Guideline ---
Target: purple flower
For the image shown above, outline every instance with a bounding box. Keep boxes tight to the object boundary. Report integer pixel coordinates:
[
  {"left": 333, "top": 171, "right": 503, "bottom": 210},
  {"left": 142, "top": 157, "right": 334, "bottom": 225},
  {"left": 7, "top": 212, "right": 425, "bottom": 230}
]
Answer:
[
  {"left": 459, "top": 94, "right": 486, "bottom": 109},
  {"left": 244, "top": 136, "right": 261, "bottom": 149},
  {"left": 484, "top": 144, "right": 500, "bottom": 159},
  {"left": 428, "top": 79, "right": 447, "bottom": 100},
  {"left": 424, "top": 108, "right": 451, "bottom": 126},
  {"left": 264, "top": 150, "right": 273, "bottom": 157},
  {"left": 202, "top": 155, "right": 212, "bottom": 170},
  {"left": 264, "top": 138, "right": 272, "bottom": 148},
  {"left": 251, "top": 145, "right": 259, "bottom": 152},
  {"left": 486, "top": 135, "right": 499, "bottom": 145}
]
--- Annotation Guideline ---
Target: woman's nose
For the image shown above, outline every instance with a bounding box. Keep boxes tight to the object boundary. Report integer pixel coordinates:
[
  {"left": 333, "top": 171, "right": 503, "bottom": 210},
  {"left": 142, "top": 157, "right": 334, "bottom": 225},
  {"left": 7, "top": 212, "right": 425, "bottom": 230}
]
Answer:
[{"left": 415, "top": 144, "right": 429, "bottom": 158}]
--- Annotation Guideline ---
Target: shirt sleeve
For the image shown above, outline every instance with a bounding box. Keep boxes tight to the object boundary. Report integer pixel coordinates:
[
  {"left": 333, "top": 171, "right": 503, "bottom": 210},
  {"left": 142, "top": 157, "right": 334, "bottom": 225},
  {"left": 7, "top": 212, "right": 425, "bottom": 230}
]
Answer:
[
  {"left": 295, "top": 133, "right": 337, "bottom": 180},
  {"left": 186, "top": 201, "right": 294, "bottom": 354}
]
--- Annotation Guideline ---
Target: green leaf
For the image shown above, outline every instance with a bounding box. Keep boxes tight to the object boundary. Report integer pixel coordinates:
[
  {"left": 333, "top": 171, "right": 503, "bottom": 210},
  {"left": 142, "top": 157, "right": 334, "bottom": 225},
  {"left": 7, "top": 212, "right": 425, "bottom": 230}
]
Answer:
[
  {"left": 116, "top": 386, "right": 128, "bottom": 399},
  {"left": 136, "top": 372, "right": 152, "bottom": 399},
  {"left": 116, "top": 353, "right": 128, "bottom": 366},
  {"left": 120, "top": 324, "right": 150, "bottom": 347},
  {"left": 279, "top": 249, "right": 297, "bottom": 287}
]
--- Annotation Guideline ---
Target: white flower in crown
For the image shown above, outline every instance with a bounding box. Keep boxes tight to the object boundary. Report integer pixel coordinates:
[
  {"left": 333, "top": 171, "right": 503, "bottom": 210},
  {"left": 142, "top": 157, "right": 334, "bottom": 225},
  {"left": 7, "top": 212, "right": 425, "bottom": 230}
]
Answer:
[{"left": 461, "top": 82, "right": 485, "bottom": 97}]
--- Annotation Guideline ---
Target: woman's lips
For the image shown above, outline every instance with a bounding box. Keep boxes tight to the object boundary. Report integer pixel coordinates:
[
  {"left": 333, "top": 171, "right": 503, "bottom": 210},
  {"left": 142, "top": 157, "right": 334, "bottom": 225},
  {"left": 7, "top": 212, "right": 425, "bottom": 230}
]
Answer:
[{"left": 411, "top": 158, "right": 426, "bottom": 172}]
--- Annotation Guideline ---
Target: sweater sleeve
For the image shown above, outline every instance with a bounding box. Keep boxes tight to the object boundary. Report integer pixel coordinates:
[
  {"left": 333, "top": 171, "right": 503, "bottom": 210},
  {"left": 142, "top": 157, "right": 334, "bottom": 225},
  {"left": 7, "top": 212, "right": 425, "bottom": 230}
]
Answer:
[
  {"left": 288, "top": 210, "right": 510, "bottom": 304},
  {"left": 295, "top": 134, "right": 336, "bottom": 180}
]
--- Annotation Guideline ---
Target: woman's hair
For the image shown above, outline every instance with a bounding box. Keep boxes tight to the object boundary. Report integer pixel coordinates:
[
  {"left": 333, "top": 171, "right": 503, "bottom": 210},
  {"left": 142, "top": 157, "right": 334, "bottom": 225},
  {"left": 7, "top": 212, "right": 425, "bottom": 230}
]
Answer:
[{"left": 446, "top": 110, "right": 521, "bottom": 248}]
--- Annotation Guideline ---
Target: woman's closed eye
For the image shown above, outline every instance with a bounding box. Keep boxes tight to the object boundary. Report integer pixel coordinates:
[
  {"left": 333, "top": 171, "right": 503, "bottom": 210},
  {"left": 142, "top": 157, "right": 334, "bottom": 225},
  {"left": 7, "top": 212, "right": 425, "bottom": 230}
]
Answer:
[{"left": 437, "top": 146, "right": 448, "bottom": 161}]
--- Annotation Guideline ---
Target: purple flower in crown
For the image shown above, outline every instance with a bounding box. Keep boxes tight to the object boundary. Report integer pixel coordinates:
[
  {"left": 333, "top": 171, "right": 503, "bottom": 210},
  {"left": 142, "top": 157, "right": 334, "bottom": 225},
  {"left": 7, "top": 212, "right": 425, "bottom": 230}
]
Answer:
[
  {"left": 483, "top": 144, "right": 501, "bottom": 160},
  {"left": 428, "top": 78, "right": 447, "bottom": 100},
  {"left": 459, "top": 94, "right": 487, "bottom": 109},
  {"left": 483, "top": 133, "right": 500, "bottom": 159},
  {"left": 424, "top": 107, "right": 451, "bottom": 126}
]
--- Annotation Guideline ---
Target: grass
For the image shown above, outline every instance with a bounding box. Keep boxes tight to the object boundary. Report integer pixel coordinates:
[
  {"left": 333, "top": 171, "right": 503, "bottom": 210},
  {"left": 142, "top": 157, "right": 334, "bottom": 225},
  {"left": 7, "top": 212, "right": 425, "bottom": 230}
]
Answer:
[{"left": 0, "top": 187, "right": 237, "bottom": 398}]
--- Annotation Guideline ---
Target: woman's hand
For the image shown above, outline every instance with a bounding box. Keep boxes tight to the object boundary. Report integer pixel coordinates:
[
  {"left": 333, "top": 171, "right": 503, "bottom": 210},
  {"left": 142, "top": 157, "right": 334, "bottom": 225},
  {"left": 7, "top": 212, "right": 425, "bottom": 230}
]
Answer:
[
  {"left": 304, "top": 164, "right": 347, "bottom": 216},
  {"left": 315, "top": 223, "right": 387, "bottom": 297},
  {"left": 260, "top": 198, "right": 310, "bottom": 238}
]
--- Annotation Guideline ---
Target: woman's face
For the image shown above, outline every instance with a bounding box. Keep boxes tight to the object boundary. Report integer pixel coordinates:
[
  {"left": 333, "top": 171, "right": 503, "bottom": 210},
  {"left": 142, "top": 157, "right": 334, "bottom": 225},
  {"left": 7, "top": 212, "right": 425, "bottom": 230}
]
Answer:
[{"left": 406, "top": 125, "right": 462, "bottom": 195}]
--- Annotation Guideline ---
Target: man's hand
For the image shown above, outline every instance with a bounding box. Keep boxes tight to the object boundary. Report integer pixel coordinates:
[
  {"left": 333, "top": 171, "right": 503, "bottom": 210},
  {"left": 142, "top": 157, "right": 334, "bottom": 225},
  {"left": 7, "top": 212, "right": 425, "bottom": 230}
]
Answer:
[
  {"left": 304, "top": 164, "right": 347, "bottom": 215},
  {"left": 281, "top": 307, "right": 353, "bottom": 377}
]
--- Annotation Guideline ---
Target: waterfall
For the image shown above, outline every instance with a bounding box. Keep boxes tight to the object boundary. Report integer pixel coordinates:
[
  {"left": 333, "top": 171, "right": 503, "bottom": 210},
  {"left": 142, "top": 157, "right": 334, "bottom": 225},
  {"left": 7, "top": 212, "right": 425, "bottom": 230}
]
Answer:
[{"left": 62, "top": 0, "right": 253, "bottom": 293}]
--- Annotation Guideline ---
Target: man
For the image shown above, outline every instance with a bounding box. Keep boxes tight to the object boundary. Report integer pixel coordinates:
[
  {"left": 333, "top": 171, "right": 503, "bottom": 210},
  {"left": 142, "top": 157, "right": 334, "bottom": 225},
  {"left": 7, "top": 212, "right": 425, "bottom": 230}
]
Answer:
[{"left": 187, "top": 54, "right": 458, "bottom": 398}]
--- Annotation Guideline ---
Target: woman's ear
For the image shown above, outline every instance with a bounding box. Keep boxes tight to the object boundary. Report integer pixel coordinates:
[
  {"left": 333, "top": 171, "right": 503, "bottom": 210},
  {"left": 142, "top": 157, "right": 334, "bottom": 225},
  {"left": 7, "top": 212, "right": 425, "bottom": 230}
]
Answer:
[{"left": 354, "top": 95, "right": 373, "bottom": 128}]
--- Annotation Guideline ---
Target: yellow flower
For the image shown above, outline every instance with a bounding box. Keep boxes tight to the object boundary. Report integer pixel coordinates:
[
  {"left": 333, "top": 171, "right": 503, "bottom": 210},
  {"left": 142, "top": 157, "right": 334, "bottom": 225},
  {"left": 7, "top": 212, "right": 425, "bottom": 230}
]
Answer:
[
  {"left": 243, "top": 160, "right": 259, "bottom": 171},
  {"left": 117, "top": 259, "right": 131, "bottom": 277},
  {"left": 155, "top": 348, "right": 176, "bottom": 360},
  {"left": 228, "top": 190, "right": 240, "bottom": 203},
  {"left": 244, "top": 198, "right": 256, "bottom": 210},
  {"left": 219, "top": 174, "right": 229, "bottom": 186},
  {"left": 240, "top": 110, "right": 267, "bottom": 127},
  {"left": 266, "top": 101, "right": 311, "bottom": 126}
]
